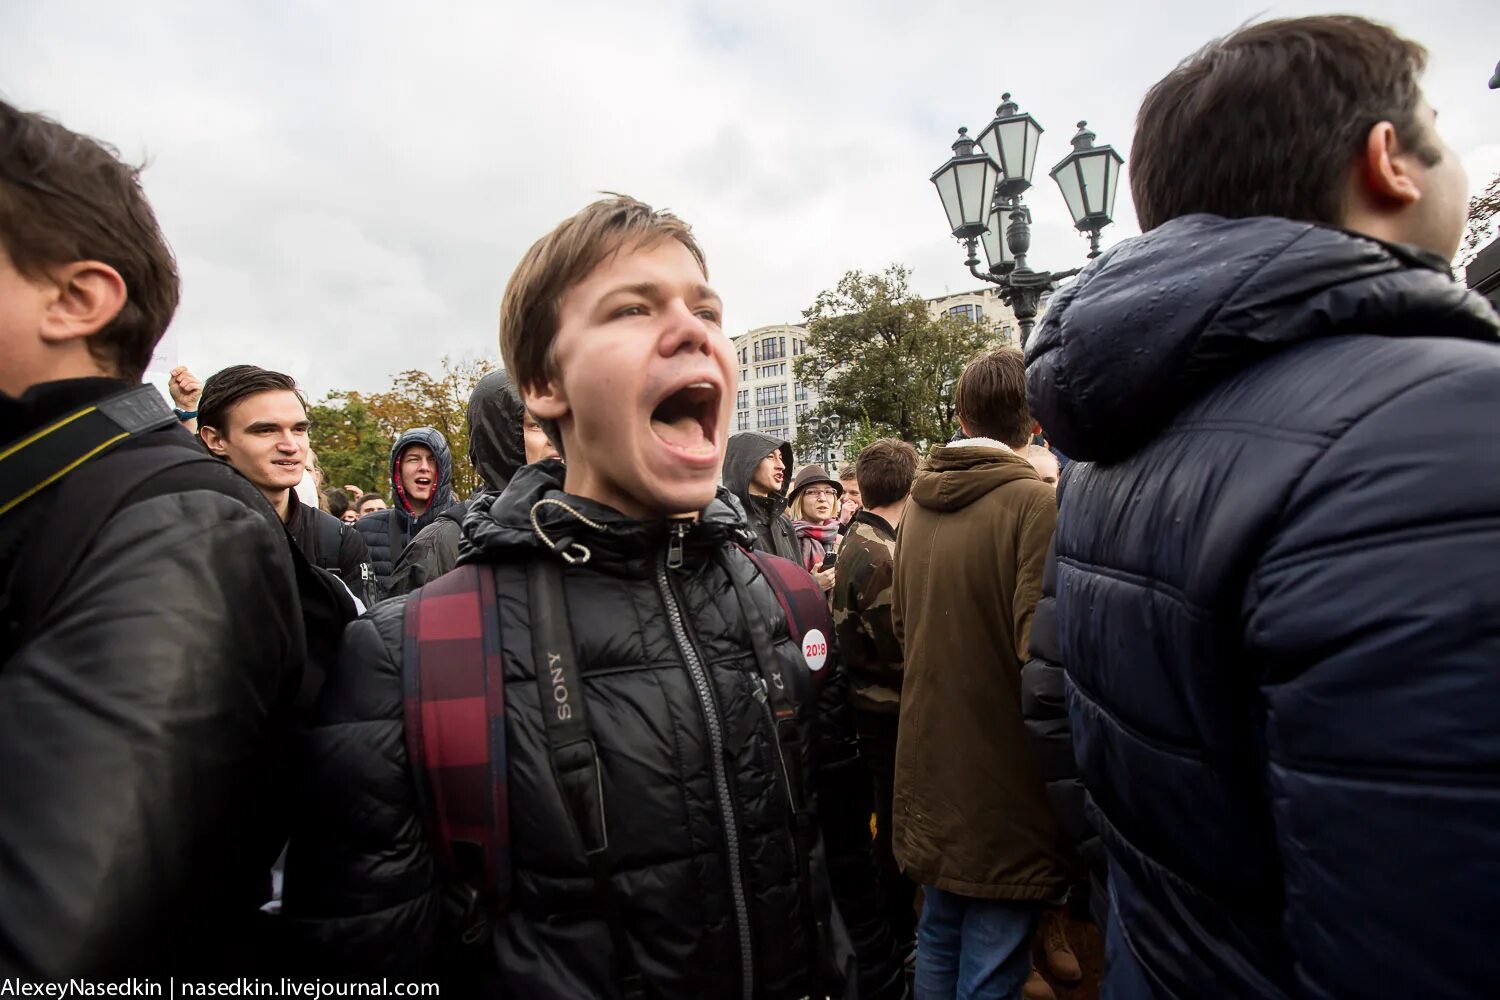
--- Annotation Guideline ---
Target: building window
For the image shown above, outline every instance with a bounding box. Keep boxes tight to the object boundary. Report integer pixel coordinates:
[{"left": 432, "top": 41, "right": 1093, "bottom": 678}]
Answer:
[
  {"left": 949, "top": 304, "right": 978, "bottom": 322},
  {"left": 737, "top": 389, "right": 749, "bottom": 411},
  {"left": 736, "top": 411, "right": 750, "bottom": 431}
]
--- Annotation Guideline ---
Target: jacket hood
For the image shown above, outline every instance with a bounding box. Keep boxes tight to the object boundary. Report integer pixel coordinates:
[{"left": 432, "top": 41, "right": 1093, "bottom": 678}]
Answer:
[
  {"left": 460, "top": 458, "right": 753, "bottom": 576},
  {"left": 1025, "top": 214, "right": 1500, "bottom": 463},
  {"left": 911, "top": 442, "right": 1039, "bottom": 512},
  {"left": 467, "top": 370, "right": 527, "bottom": 492},
  {"left": 723, "top": 431, "right": 793, "bottom": 506},
  {"left": 389, "top": 426, "right": 454, "bottom": 521}
]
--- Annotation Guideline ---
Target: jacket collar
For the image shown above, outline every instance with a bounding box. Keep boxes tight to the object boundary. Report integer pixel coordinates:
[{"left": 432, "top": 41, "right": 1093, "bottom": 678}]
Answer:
[
  {"left": 852, "top": 509, "right": 896, "bottom": 540},
  {"left": 460, "top": 459, "right": 753, "bottom": 578},
  {"left": 0, "top": 378, "right": 130, "bottom": 446}
]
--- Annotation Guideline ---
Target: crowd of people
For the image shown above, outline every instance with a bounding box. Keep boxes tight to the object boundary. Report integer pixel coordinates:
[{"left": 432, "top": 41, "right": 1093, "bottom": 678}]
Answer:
[{"left": 2, "top": 12, "right": 1498, "bottom": 1000}]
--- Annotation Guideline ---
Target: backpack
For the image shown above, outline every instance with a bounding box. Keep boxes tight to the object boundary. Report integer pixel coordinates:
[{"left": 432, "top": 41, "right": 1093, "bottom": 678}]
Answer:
[
  {"left": 400, "top": 546, "right": 836, "bottom": 987},
  {"left": 0, "top": 384, "right": 354, "bottom": 707}
]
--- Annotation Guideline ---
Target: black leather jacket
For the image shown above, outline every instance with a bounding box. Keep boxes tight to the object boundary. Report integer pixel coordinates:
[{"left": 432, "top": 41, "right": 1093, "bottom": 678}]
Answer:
[{"left": 0, "top": 379, "right": 305, "bottom": 976}]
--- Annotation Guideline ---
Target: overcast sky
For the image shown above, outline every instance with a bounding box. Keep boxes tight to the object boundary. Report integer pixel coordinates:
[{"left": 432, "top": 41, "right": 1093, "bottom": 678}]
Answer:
[{"left": 4, "top": 0, "right": 1496, "bottom": 398}]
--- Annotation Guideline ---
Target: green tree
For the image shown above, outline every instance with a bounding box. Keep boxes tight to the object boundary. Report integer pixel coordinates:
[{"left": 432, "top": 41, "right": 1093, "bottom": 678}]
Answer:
[
  {"left": 309, "top": 392, "right": 391, "bottom": 498},
  {"left": 794, "top": 265, "right": 995, "bottom": 455}
]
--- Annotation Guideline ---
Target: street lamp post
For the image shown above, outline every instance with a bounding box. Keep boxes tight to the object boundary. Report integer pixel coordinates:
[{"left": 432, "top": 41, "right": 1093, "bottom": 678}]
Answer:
[
  {"left": 930, "top": 94, "right": 1124, "bottom": 346},
  {"left": 804, "top": 412, "right": 843, "bottom": 473}
]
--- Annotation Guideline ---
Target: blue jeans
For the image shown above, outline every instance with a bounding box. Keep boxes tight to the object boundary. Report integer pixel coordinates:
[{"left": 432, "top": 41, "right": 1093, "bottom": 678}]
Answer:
[{"left": 914, "top": 887, "right": 1039, "bottom": 1000}]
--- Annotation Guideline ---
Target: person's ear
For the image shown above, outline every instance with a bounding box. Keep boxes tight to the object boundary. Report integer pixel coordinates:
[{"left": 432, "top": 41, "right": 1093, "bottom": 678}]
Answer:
[
  {"left": 522, "top": 373, "right": 569, "bottom": 424},
  {"left": 199, "top": 425, "right": 229, "bottom": 459},
  {"left": 38, "top": 260, "right": 128, "bottom": 345},
  {"left": 1358, "top": 121, "right": 1423, "bottom": 208}
]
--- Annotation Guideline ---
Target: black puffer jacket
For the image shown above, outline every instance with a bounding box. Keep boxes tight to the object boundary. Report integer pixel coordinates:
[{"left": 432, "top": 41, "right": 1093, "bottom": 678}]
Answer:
[
  {"left": 0, "top": 378, "right": 305, "bottom": 976},
  {"left": 387, "top": 372, "right": 527, "bottom": 597},
  {"left": 1026, "top": 215, "right": 1500, "bottom": 998},
  {"left": 723, "top": 431, "right": 799, "bottom": 563},
  {"left": 285, "top": 461, "right": 904, "bottom": 998},
  {"left": 353, "top": 426, "right": 455, "bottom": 594}
]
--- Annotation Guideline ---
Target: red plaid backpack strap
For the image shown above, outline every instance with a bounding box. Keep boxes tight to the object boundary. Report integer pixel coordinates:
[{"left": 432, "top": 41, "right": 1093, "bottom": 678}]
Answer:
[
  {"left": 741, "top": 547, "right": 835, "bottom": 689},
  {"left": 401, "top": 564, "right": 510, "bottom": 938}
]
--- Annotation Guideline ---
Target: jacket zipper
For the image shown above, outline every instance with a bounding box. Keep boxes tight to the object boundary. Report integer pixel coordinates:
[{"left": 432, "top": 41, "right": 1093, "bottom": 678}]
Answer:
[{"left": 656, "top": 525, "right": 754, "bottom": 1000}]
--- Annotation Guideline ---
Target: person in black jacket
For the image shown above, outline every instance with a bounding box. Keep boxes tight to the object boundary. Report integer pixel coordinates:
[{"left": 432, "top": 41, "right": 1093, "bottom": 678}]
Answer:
[
  {"left": 285, "top": 195, "right": 903, "bottom": 998},
  {"left": 0, "top": 99, "right": 305, "bottom": 976},
  {"left": 723, "top": 431, "right": 800, "bottom": 562},
  {"left": 1025, "top": 16, "right": 1499, "bottom": 998},
  {"left": 197, "top": 365, "right": 375, "bottom": 607},
  {"left": 386, "top": 369, "right": 557, "bottom": 596},
  {"left": 353, "top": 425, "right": 455, "bottom": 595}
]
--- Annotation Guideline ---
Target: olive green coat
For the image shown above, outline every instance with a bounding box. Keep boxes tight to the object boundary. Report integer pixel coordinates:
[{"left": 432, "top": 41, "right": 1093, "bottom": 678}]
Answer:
[{"left": 891, "top": 441, "right": 1067, "bottom": 901}]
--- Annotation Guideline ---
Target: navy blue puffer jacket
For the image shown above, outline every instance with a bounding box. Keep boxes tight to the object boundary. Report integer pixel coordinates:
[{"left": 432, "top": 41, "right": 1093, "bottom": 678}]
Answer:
[{"left": 1025, "top": 215, "right": 1500, "bottom": 998}]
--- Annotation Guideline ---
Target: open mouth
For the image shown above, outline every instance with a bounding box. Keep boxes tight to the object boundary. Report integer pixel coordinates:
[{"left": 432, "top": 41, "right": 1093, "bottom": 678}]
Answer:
[
  {"left": 650, "top": 378, "right": 721, "bottom": 460},
  {"left": 413, "top": 476, "right": 433, "bottom": 490}
]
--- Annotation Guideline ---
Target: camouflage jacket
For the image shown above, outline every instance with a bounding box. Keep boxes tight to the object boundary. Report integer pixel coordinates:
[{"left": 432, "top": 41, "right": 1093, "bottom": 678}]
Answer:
[{"left": 832, "top": 510, "right": 902, "bottom": 714}]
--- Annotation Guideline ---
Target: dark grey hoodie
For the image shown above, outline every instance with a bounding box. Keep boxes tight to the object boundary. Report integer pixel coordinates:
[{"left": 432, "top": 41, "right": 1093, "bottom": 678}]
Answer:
[
  {"left": 387, "top": 371, "right": 527, "bottom": 596},
  {"left": 722, "top": 431, "right": 799, "bottom": 563}
]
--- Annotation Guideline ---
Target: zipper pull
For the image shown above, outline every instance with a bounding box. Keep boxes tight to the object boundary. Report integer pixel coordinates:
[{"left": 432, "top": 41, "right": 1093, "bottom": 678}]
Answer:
[
  {"left": 666, "top": 521, "right": 687, "bottom": 570},
  {"left": 753, "top": 675, "right": 769, "bottom": 704}
]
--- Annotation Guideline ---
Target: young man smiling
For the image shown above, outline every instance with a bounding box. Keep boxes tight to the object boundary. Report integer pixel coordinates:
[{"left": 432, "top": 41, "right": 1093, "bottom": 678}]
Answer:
[
  {"left": 287, "top": 195, "right": 904, "bottom": 998},
  {"left": 197, "top": 364, "right": 373, "bottom": 604}
]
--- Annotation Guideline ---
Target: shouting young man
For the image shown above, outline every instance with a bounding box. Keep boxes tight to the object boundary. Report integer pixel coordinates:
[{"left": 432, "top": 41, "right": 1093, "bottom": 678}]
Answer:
[
  {"left": 352, "top": 425, "right": 455, "bottom": 595},
  {"left": 286, "top": 195, "right": 904, "bottom": 997}
]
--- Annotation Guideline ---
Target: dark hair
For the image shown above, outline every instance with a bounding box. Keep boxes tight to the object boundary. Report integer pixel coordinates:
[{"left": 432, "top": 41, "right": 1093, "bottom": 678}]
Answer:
[
  {"left": 856, "top": 438, "right": 919, "bottom": 509},
  {"left": 356, "top": 492, "right": 384, "bottom": 513},
  {"left": 1132, "top": 15, "right": 1434, "bottom": 231},
  {"left": 500, "top": 194, "right": 707, "bottom": 455},
  {"left": 837, "top": 465, "right": 859, "bottom": 484},
  {"left": 0, "top": 101, "right": 179, "bottom": 383},
  {"left": 199, "top": 365, "right": 307, "bottom": 435},
  {"left": 954, "top": 348, "right": 1032, "bottom": 448},
  {"left": 323, "top": 488, "right": 351, "bottom": 519}
]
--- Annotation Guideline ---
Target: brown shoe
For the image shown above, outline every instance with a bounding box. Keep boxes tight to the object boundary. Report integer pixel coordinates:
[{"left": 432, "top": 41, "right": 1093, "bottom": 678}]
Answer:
[
  {"left": 1042, "top": 908, "right": 1083, "bottom": 983},
  {"left": 1023, "top": 967, "right": 1058, "bottom": 1000}
]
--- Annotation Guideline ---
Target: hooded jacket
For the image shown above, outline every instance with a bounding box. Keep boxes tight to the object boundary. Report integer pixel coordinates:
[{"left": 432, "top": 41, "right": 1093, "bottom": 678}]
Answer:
[
  {"left": 386, "top": 373, "right": 527, "bottom": 596},
  {"left": 890, "top": 440, "right": 1066, "bottom": 901},
  {"left": 0, "top": 378, "right": 304, "bottom": 976},
  {"left": 285, "top": 461, "right": 905, "bottom": 998},
  {"left": 353, "top": 426, "right": 455, "bottom": 594},
  {"left": 723, "top": 431, "right": 799, "bottom": 563},
  {"left": 1025, "top": 215, "right": 1500, "bottom": 998}
]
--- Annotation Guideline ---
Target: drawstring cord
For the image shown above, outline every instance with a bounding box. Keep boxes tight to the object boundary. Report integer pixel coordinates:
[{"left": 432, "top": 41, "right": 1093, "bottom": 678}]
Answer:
[{"left": 529, "top": 497, "right": 605, "bottom": 565}]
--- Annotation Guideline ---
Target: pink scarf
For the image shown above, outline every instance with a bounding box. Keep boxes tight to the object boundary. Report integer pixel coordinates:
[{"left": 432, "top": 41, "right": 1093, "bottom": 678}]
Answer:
[{"left": 792, "top": 518, "right": 841, "bottom": 573}]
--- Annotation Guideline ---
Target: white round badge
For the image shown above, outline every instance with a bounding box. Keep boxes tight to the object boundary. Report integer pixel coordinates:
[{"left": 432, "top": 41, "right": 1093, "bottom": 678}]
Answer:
[{"left": 802, "top": 628, "right": 829, "bottom": 672}]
